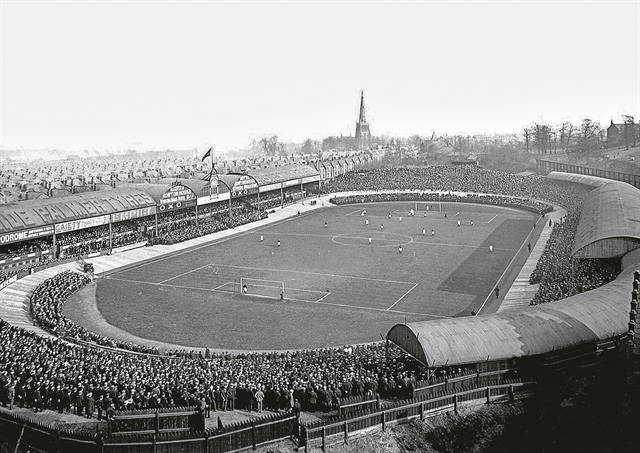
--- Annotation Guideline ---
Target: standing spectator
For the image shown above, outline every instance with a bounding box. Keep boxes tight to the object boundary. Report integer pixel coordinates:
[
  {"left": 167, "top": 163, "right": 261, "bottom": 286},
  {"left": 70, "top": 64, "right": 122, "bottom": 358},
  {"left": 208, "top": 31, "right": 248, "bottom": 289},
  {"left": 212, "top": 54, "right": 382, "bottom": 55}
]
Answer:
[
  {"left": 85, "top": 392, "right": 95, "bottom": 419},
  {"left": 255, "top": 386, "right": 264, "bottom": 413},
  {"left": 226, "top": 384, "right": 236, "bottom": 411},
  {"left": 7, "top": 382, "right": 15, "bottom": 410}
]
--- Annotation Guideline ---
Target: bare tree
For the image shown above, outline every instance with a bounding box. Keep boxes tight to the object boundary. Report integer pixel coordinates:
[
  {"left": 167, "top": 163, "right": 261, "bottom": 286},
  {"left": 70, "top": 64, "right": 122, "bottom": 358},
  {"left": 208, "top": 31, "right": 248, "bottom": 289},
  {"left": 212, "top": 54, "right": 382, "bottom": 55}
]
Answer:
[
  {"left": 300, "top": 139, "right": 315, "bottom": 155},
  {"left": 522, "top": 127, "right": 532, "bottom": 153},
  {"left": 257, "top": 136, "right": 281, "bottom": 157},
  {"left": 533, "top": 124, "right": 551, "bottom": 154},
  {"left": 559, "top": 121, "right": 575, "bottom": 152},
  {"left": 577, "top": 118, "right": 603, "bottom": 151}
]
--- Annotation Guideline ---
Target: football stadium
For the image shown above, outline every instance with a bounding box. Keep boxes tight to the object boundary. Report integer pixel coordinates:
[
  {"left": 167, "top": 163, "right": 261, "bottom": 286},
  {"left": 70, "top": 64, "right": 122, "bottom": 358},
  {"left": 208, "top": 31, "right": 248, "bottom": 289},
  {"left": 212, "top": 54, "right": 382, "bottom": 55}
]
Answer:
[{"left": 1, "top": 161, "right": 639, "bottom": 452}]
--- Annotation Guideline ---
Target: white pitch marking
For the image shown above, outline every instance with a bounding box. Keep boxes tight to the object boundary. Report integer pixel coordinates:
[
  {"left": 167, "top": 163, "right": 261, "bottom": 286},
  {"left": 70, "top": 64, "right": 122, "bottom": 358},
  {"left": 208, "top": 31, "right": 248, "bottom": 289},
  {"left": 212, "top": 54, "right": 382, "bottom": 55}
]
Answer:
[
  {"left": 488, "top": 214, "right": 498, "bottom": 223},
  {"left": 105, "top": 277, "right": 448, "bottom": 318},
  {"left": 159, "top": 262, "right": 213, "bottom": 284},
  {"left": 386, "top": 283, "right": 419, "bottom": 311}
]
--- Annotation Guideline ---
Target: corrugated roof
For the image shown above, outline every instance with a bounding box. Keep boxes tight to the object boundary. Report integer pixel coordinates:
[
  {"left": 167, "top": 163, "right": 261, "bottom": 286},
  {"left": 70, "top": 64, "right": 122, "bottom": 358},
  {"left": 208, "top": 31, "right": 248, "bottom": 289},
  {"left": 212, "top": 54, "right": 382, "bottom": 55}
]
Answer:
[
  {"left": 572, "top": 181, "right": 640, "bottom": 257},
  {"left": 0, "top": 187, "right": 157, "bottom": 233},
  {"left": 247, "top": 164, "right": 319, "bottom": 186},
  {"left": 546, "top": 171, "right": 612, "bottom": 188},
  {"left": 387, "top": 265, "right": 634, "bottom": 367}
]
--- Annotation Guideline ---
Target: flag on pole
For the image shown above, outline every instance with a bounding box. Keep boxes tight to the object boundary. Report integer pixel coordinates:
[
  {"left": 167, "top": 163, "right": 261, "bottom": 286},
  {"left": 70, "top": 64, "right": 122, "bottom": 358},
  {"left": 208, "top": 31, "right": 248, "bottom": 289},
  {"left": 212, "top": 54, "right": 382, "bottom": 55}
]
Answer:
[{"left": 202, "top": 147, "right": 212, "bottom": 162}]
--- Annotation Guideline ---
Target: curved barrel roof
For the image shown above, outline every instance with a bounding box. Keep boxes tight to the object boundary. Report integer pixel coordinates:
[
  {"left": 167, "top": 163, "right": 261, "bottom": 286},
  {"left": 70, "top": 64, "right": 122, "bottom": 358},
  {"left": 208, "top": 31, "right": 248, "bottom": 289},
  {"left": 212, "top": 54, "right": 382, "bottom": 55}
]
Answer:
[
  {"left": 248, "top": 164, "right": 319, "bottom": 186},
  {"left": 0, "top": 188, "right": 156, "bottom": 234},
  {"left": 571, "top": 181, "right": 640, "bottom": 258},
  {"left": 387, "top": 264, "right": 634, "bottom": 367},
  {"left": 546, "top": 171, "right": 612, "bottom": 188}
]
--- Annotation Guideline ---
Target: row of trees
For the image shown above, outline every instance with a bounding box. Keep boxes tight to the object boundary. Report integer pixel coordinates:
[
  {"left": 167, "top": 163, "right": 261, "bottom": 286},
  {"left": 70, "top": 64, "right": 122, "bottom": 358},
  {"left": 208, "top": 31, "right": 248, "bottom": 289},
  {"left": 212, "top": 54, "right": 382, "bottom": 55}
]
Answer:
[
  {"left": 246, "top": 116, "right": 637, "bottom": 160},
  {"left": 523, "top": 116, "right": 637, "bottom": 154}
]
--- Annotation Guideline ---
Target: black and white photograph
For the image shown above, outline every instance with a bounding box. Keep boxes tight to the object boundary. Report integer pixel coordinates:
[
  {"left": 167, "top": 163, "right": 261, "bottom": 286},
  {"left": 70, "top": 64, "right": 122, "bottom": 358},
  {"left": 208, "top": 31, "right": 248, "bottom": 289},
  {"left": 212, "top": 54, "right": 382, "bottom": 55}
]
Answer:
[{"left": 0, "top": 1, "right": 639, "bottom": 452}]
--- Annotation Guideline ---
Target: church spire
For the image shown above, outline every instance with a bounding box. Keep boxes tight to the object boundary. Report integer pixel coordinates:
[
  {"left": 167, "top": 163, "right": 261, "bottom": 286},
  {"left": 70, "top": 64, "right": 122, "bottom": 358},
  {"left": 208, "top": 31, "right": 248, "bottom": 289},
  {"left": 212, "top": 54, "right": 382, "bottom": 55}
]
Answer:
[
  {"left": 355, "top": 90, "right": 371, "bottom": 150},
  {"left": 358, "top": 90, "right": 366, "bottom": 123}
]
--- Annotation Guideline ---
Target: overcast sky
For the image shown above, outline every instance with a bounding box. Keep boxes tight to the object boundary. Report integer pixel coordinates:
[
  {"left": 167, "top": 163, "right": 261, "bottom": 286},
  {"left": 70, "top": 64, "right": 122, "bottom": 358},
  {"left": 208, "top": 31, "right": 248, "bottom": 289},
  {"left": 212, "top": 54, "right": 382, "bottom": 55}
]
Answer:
[{"left": 1, "top": 1, "right": 638, "bottom": 154}]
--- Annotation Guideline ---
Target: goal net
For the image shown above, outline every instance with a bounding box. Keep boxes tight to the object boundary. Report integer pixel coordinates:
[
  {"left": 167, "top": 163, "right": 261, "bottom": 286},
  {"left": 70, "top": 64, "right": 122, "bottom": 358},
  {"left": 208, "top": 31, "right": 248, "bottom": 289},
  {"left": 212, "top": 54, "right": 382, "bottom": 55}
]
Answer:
[
  {"left": 240, "top": 277, "right": 285, "bottom": 300},
  {"left": 414, "top": 202, "right": 442, "bottom": 212}
]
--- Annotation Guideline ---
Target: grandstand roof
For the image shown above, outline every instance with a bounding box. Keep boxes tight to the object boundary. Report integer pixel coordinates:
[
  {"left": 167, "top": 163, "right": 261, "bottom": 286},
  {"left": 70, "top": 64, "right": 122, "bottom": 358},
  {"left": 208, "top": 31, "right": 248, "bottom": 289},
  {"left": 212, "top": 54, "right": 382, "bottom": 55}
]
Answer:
[
  {"left": 571, "top": 181, "right": 640, "bottom": 258},
  {"left": 247, "top": 164, "right": 319, "bottom": 186},
  {"left": 386, "top": 265, "right": 633, "bottom": 367},
  {"left": 546, "top": 171, "right": 612, "bottom": 188},
  {"left": 0, "top": 187, "right": 156, "bottom": 233}
]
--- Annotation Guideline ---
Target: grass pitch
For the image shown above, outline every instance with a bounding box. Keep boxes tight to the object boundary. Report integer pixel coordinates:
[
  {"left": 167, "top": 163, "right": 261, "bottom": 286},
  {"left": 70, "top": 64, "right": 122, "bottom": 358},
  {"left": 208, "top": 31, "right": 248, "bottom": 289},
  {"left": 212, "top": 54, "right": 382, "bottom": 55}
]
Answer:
[{"left": 83, "top": 202, "right": 537, "bottom": 350}]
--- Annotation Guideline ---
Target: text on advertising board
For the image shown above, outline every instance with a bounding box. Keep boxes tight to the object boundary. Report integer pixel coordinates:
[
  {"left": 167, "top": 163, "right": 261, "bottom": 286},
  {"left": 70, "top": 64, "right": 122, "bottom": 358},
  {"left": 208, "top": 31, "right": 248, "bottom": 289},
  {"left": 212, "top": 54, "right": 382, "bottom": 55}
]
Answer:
[
  {"left": 159, "top": 185, "right": 196, "bottom": 205},
  {"left": 231, "top": 175, "right": 258, "bottom": 198},
  {"left": 0, "top": 225, "right": 55, "bottom": 245}
]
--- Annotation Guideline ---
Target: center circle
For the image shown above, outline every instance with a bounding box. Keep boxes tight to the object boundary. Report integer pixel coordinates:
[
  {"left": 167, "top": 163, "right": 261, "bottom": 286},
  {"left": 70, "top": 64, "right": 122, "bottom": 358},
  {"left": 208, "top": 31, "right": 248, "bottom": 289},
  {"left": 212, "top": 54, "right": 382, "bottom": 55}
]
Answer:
[{"left": 331, "top": 231, "right": 414, "bottom": 247}]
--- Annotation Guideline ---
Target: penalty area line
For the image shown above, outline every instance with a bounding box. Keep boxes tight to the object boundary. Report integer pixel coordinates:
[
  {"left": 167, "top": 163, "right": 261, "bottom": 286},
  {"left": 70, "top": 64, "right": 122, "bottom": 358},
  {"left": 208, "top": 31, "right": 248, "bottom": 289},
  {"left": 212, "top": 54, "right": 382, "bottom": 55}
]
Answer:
[
  {"left": 386, "top": 283, "right": 419, "bottom": 311},
  {"left": 488, "top": 214, "right": 498, "bottom": 223}
]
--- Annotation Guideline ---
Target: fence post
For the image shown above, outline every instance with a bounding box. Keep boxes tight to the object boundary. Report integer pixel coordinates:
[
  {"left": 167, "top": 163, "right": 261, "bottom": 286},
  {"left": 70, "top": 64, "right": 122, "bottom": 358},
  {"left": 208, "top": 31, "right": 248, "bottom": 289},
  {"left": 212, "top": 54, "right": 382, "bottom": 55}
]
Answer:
[
  {"left": 486, "top": 387, "right": 491, "bottom": 404},
  {"left": 454, "top": 394, "right": 458, "bottom": 414},
  {"left": 382, "top": 410, "right": 386, "bottom": 431},
  {"left": 445, "top": 377, "right": 448, "bottom": 392},
  {"left": 509, "top": 384, "right": 514, "bottom": 402},
  {"left": 152, "top": 433, "right": 157, "bottom": 453},
  {"left": 252, "top": 421, "right": 256, "bottom": 450},
  {"left": 155, "top": 408, "right": 160, "bottom": 435},
  {"left": 344, "top": 421, "right": 349, "bottom": 444},
  {"left": 204, "top": 430, "right": 208, "bottom": 453},
  {"left": 305, "top": 427, "right": 309, "bottom": 453},
  {"left": 322, "top": 426, "right": 326, "bottom": 452},
  {"left": 420, "top": 402, "right": 424, "bottom": 421},
  {"left": 477, "top": 370, "right": 481, "bottom": 386},
  {"left": 376, "top": 393, "right": 380, "bottom": 411}
]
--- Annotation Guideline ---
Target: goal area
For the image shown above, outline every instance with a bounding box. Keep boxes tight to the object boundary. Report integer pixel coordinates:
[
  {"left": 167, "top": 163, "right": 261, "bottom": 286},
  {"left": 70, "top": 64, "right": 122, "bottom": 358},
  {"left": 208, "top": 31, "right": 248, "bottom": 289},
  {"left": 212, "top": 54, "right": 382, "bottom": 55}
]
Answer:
[
  {"left": 414, "top": 201, "right": 442, "bottom": 212},
  {"left": 240, "top": 277, "right": 285, "bottom": 300}
]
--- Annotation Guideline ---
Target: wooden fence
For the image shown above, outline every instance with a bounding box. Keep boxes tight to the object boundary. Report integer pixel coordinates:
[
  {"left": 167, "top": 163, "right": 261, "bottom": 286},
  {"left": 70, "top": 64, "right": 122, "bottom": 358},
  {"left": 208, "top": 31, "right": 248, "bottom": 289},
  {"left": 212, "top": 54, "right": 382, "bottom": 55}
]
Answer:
[
  {"left": 335, "top": 369, "right": 519, "bottom": 414},
  {"left": 303, "top": 381, "right": 535, "bottom": 452},
  {"left": 0, "top": 407, "right": 296, "bottom": 453},
  {"left": 108, "top": 406, "right": 203, "bottom": 435},
  {"left": 0, "top": 380, "right": 533, "bottom": 453},
  {"left": 536, "top": 159, "right": 640, "bottom": 188}
]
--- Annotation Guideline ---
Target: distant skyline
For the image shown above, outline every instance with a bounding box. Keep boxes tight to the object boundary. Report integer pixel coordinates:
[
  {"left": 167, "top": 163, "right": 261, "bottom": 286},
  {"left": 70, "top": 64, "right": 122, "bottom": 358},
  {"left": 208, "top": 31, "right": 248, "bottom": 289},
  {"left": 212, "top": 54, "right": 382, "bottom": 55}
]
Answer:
[{"left": 1, "top": 1, "right": 638, "bottom": 154}]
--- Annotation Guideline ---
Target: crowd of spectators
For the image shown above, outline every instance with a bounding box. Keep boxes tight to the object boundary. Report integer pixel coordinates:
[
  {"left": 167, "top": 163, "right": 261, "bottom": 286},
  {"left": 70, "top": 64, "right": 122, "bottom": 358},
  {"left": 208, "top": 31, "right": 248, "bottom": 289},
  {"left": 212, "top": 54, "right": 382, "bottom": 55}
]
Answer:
[
  {"left": 331, "top": 192, "right": 553, "bottom": 215},
  {"left": 0, "top": 239, "right": 49, "bottom": 261},
  {"left": 1, "top": 305, "right": 428, "bottom": 417},
  {"left": 29, "top": 271, "right": 160, "bottom": 355},
  {"left": 528, "top": 215, "right": 619, "bottom": 305},
  {"left": 0, "top": 270, "right": 18, "bottom": 286},
  {"left": 321, "top": 166, "right": 619, "bottom": 306}
]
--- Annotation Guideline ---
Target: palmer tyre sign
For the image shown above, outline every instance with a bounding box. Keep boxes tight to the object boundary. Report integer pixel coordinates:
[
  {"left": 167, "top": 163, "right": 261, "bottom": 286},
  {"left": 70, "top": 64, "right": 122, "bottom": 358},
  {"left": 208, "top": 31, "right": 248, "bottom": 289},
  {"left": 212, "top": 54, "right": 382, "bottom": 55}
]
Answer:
[
  {"left": 231, "top": 175, "right": 258, "bottom": 198},
  {"left": 158, "top": 185, "right": 197, "bottom": 211}
]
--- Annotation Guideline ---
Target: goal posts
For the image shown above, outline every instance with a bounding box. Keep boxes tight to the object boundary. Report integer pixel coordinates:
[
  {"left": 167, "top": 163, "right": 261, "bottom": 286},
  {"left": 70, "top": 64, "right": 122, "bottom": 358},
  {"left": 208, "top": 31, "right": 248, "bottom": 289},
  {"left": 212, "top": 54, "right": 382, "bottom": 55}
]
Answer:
[
  {"left": 239, "top": 277, "right": 285, "bottom": 300},
  {"left": 414, "top": 201, "right": 442, "bottom": 212}
]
